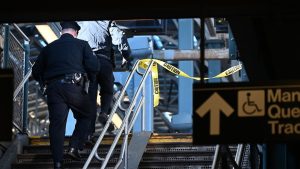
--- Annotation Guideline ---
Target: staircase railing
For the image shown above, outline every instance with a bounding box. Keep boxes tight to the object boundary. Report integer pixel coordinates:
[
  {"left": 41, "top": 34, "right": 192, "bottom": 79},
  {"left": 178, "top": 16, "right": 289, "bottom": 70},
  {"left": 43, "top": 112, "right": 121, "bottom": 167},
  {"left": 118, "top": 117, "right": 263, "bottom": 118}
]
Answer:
[
  {"left": 1, "top": 23, "right": 31, "bottom": 134},
  {"left": 211, "top": 144, "right": 261, "bottom": 169},
  {"left": 83, "top": 59, "right": 154, "bottom": 169}
]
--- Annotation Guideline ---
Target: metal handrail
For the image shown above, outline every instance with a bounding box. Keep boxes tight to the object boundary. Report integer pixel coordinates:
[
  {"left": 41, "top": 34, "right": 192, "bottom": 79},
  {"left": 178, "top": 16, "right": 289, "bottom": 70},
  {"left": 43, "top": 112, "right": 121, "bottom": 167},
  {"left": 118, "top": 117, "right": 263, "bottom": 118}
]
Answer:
[
  {"left": 3, "top": 23, "right": 31, "bottom": 134},
  {"left": 235, "top": 144, "right": 245, "bottom": 167},
  {"left": 13, "top": 68, "right": 32, "bottom": 100},
  {"left": 12, "top": 23, "right": 30, "bottom": 42},
  {"left": 12, "top": 24, "right": 32, "bottom": 100},
  {"left": 212, "top": 144, "right": 246, "bottom": 169},
  {"left": 114, "top": 96, "right": 144, "bottom": 169},
  {"left": 211, "top": 145, "right": 220, "bottom": 169},
  {"left": 9, "top": 23, "right": 31, "bottom": 101},
  {"left": 13, "top": 122, "right": 23, "bottom": 133},
  {"left": 9, "top": 31, "right": 25, "bottom": 51},
  {"left": 83, "top": 59, "right": 154, "bottom": 169},
  {"left": 101, "top": 60, "right": 153, "bottom": 169}
]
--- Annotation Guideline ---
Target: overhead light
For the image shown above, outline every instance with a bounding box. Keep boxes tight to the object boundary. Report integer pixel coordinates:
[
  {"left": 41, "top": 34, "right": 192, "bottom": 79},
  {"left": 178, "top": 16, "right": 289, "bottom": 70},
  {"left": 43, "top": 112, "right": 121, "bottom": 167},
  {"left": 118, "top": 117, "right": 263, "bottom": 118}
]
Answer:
[{"left": 35, "top": 24, "right": 58, "bottom": 44}]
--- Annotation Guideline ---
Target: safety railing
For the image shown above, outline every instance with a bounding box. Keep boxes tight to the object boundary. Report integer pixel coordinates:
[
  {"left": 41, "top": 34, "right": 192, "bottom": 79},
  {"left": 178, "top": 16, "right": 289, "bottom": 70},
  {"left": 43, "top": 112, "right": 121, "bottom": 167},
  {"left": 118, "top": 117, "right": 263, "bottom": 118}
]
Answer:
[
  {"left": 1, "top": 23, "right": 31, "bottom": 134},
  {"left": 83, "top": 59, "right": 154, "bottom": 169},
  {"left": 211, "top": 144, "right": 261, "bottom": 169}
]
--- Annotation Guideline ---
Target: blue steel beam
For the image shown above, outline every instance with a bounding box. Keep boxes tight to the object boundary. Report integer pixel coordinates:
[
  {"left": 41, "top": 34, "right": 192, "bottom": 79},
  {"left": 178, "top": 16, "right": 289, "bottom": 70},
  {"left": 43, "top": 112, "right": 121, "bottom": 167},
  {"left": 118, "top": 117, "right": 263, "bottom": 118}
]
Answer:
[{"left": 171, "top": 19, "right": 194, "bottom": 132}]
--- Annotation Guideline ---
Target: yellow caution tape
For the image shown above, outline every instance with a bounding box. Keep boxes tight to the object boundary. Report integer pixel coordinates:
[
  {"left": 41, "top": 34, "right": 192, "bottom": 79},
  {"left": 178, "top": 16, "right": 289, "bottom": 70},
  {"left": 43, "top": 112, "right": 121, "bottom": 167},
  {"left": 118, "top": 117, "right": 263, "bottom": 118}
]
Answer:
[{"left": 138, "top": 59, "right": 243, "bottom": 107}]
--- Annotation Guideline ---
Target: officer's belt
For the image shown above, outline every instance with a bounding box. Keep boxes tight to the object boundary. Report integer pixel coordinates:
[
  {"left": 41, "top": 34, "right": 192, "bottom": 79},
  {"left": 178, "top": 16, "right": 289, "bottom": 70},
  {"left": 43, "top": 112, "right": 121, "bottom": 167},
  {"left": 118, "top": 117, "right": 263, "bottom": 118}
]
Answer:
[
  {"left": 94, "top": 50, "right": 111, "bottom": 60},
  {"left": 45, "top": 73, "right": 83, "bottom": 85}
]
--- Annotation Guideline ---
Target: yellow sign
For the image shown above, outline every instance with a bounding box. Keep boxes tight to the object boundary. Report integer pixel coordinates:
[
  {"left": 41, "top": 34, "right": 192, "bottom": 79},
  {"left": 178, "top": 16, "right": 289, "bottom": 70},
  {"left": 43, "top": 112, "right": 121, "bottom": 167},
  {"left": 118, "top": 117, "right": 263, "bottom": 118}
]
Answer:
[
  {"left": 138, "top": 59, "right": 243, "bottom": 107},
  {"left": 196, "top": 92, "right": 234, "bottom": 135}
]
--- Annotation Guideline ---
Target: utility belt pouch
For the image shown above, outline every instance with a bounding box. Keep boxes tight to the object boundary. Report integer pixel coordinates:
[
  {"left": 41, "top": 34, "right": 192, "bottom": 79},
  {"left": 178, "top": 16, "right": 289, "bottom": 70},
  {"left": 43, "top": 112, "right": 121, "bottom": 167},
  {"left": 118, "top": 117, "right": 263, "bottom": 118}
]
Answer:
[{"left": 64, "top": 73, "right": 82, "bottom": 84}]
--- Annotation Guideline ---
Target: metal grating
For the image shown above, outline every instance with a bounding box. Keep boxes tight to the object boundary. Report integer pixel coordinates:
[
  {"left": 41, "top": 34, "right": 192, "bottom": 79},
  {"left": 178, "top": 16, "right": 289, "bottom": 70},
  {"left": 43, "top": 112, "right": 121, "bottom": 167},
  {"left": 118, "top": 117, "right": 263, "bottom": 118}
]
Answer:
[
  {"left": 1, "top": 24, "right": 33, "bottom": 133},
  {"left": 7, "top": 28, "right": 25, "bottom": 129},
  {"left": 145, "top": 146, "right": 216, "bottom": 153}
]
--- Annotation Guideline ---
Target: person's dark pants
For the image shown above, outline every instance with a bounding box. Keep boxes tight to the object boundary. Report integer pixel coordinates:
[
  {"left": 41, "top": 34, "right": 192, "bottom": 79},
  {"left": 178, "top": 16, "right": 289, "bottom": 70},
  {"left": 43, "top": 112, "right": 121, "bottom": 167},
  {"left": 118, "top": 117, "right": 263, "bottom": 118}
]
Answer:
[
  {"left": 46, "top": 81, "right": 93, "bottom": 163},
  {"left": 88, "top": 57, "right": 114, "bottom": 135}
]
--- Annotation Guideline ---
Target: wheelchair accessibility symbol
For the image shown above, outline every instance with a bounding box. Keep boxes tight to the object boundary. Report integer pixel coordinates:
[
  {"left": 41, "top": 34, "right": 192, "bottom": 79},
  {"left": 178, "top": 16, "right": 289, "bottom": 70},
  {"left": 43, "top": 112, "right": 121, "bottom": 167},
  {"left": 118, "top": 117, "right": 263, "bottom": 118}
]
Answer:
[{"left": 238, "top": 90, "right": 265, "bottom": 117}]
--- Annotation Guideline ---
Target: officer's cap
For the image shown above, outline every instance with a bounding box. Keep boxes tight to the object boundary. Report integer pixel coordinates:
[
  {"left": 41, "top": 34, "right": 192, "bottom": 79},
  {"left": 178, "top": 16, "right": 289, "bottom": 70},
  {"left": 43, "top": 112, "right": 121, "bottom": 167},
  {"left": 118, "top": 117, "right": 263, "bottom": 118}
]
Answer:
[{"left": 60, "top": 21, "right": 81, "bottom": 31}]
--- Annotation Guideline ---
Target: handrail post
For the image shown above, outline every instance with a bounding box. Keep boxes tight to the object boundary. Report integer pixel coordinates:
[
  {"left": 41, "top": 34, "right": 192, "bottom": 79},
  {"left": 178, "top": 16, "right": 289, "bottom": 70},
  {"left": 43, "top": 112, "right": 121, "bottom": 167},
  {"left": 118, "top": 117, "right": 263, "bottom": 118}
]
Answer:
[
  {"left": 22, "top": 40, "right": 30, "bottom": 133},
  {"left": 124, "top": 117, "right": 128, "bottom": 169},
  {"left": 235, "top": 144, "right": 244, "bottom": 167},
  {"left": 2, "top": 24, "right": 9, "bottom": 68},
  {"left": 142, "top": 82, "right": 146, "bottom": 131},
  {"left": 133, "top": 67, "right": 153, "bottom": 133},
  {"left": 212, "top": 145, "right": 220, "bottom": 169}
]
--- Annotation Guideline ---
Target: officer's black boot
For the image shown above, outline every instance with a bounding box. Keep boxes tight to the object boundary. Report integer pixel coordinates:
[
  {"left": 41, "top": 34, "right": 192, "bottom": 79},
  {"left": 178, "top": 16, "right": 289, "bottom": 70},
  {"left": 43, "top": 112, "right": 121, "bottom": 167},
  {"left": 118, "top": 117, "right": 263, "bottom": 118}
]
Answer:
[
  {"left": 67, "top": 147, "right": 81, "bottom": 161},
  {"left": 86, "top": 134, "right": 97, "bottom": 146}
]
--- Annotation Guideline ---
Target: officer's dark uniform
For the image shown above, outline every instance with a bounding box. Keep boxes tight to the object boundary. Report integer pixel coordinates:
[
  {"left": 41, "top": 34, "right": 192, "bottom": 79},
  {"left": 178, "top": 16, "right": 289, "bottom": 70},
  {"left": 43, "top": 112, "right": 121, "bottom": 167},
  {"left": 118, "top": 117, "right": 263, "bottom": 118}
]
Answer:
[
  {"left": 32, "top": 22, "right": 98, "bottom": 168},
  {"left": 77, "top": 20, "right": 132, "bottom": 137}
]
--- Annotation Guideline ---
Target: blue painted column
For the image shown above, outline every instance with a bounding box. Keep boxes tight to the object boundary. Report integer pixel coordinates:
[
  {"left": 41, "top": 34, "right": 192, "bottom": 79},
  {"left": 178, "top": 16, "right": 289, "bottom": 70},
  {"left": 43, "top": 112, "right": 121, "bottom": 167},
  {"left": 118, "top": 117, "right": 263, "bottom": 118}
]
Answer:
[
  {"left": 132, "top": 72, "right": 153, "bottom": 132},
  {"left": 208, "top": 60, "right": 221, "bottom": 83},
  {"left": 172, "top": 19, "right": 194, "bottom": 132}
]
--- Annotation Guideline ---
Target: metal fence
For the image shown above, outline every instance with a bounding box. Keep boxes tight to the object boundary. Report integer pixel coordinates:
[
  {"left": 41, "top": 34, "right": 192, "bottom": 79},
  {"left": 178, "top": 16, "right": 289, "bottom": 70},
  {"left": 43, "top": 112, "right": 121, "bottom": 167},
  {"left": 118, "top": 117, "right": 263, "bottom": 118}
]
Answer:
[{"left": 1, "top": 24, "right": 31, "bottom": 134}]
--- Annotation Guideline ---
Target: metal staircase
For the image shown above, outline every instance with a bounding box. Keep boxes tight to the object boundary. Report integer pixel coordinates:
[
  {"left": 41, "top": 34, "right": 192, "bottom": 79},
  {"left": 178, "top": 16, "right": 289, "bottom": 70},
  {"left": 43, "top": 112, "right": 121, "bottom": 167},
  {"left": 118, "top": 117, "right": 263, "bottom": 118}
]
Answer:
[
  {"left": 12, "top": 133, "right": 261, "bottom": 169},
  {"left": 12, "top": 60, "right": 259, "bottom": 169},
  {"left": 12, "top": 133, "right": 238, "bottom": 169}
]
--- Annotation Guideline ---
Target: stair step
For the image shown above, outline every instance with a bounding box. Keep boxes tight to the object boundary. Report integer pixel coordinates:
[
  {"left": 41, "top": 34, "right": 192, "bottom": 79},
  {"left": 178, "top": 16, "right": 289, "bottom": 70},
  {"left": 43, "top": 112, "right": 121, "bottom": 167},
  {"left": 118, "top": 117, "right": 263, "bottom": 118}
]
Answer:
[
  {"left": 15, "top": 153, "right": 119, "bottom": 163},
  {"left": 139, "top": 160, "right": 212, "bottom": 166},
  {"left": 28, "top": 134, "right": 124, "bottom": 146},
  {"left": 12, "top": 161, "right": 115, "bottom": 169},
  {"left": 138, "top": 166, "right": 211, "bottom": 169},
  {"left": 145, "top": 145, "right": 216, "bottom": 153},
  {"left": 23, "top": 144, "right": 121, "bottom": 153}
]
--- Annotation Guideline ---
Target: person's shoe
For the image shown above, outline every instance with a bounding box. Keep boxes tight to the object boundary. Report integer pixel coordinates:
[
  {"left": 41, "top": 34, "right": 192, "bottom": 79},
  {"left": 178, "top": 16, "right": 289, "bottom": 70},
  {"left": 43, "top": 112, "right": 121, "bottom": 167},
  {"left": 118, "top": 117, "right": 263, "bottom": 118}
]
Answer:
[
  {"left": 54, "top": 161, "right": 64, "bottom": 169},
  {"left": 67, "top": 147, "right": 81, "bottom": 161},
  {"left": 85, "top": 135, "right": 97, "bottom": 146},
  {"left": 98, "top": 113, "right": 115, "bottom": 133}
]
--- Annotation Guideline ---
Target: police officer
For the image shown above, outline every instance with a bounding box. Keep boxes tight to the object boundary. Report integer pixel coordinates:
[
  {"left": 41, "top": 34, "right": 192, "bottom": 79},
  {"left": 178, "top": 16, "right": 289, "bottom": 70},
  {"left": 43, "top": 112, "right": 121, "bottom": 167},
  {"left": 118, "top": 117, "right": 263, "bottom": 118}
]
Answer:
[
  {"left": 32, "top": 21, "right": 98, "bottom": 169},
  {"left": 77, "top": 20, "right": 132, "bottom": 140}
]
